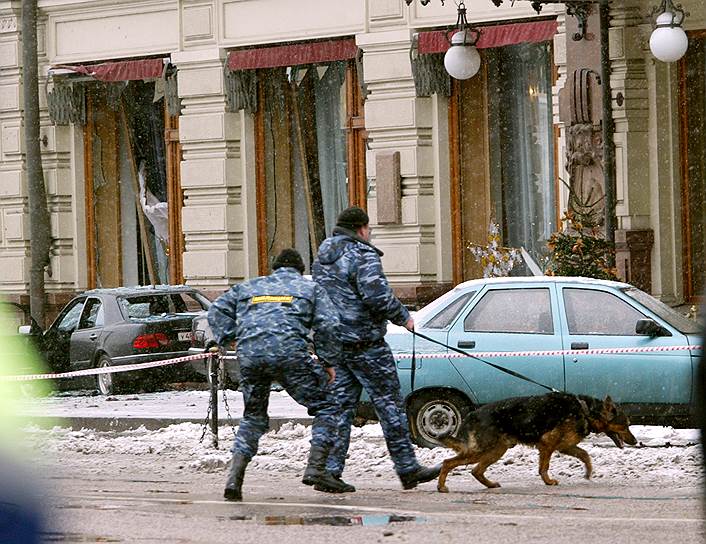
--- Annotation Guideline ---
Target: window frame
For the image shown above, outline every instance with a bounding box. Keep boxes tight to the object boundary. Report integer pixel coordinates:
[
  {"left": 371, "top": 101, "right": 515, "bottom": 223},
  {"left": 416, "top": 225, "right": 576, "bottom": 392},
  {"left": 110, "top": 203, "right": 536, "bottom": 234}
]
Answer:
[{"left": 462, "top": 287, "right": 555, "bottom": 335}]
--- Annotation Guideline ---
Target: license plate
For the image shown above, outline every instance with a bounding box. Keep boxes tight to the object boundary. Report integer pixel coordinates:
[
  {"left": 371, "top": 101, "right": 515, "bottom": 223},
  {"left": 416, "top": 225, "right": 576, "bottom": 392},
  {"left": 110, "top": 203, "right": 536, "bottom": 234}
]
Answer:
[{"left": 178, "top": 331, "right": 192, "bottom": 342}]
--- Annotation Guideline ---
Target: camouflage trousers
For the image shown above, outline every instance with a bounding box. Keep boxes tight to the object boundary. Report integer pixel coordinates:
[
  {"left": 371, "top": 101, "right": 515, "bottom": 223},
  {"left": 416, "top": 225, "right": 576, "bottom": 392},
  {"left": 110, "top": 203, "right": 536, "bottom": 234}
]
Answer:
[
  {"left": 233, "top": 353, "right": 338, "bottom": 460},
  {"left": 325, "top": 341, "right": 420, "bottom": 477}
]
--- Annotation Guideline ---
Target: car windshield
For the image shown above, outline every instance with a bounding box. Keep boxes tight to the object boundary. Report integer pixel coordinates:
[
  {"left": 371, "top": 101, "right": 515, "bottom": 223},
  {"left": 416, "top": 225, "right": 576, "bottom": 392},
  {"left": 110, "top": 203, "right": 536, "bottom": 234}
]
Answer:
[
  {"left": 414, "top": 287, "right": 476, "bottom": 325},
  {"left": 120, "top": 292, "right": 210, "bottom": 320},
  {"left": 623, "top": 287, "right": 701, "bottom": 334}
]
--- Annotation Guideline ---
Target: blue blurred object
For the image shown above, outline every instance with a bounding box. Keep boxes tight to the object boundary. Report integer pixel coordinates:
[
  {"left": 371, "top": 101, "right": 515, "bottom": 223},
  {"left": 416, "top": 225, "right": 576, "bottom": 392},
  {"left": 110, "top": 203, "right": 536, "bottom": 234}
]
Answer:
[{"left": 0, "top": 459, "right": 45, "bottom": 544}]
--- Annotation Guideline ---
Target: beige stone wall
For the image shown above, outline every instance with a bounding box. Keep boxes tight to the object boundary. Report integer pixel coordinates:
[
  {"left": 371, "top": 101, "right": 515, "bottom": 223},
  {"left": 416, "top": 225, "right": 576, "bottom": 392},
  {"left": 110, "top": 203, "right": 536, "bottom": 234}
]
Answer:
[
  {"left": 609, "top": 0, "right": 705, "bottom": 302},
  {"left": 2, "top": 0, "right": 702, "bottom": 303},
  {"left": 0, "top": 7, "right": 26, "bottom": 292}
]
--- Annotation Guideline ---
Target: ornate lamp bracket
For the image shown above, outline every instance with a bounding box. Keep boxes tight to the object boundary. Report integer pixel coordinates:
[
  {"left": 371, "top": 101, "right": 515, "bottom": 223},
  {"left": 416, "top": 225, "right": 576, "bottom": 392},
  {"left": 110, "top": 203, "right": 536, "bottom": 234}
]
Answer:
[{"left": 565, "top": 2, "right": 592, "bottom": 41}]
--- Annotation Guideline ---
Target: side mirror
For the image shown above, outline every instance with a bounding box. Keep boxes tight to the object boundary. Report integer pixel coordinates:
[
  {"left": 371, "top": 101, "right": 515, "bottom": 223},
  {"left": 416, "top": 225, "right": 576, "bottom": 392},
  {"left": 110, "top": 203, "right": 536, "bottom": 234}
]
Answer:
[
  {"left": 18, "top": 325, "right": 32, "bottom": 335},
  {"left": 635, "top": 318, "right": 672, "bottom": 337}
]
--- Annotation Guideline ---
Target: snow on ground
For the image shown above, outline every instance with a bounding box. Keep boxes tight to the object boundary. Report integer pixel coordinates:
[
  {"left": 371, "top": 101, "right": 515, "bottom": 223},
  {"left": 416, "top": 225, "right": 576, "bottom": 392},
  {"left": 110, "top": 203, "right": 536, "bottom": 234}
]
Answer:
[{"left": 21, "top": 421, "right": 703, "bottom": 487}]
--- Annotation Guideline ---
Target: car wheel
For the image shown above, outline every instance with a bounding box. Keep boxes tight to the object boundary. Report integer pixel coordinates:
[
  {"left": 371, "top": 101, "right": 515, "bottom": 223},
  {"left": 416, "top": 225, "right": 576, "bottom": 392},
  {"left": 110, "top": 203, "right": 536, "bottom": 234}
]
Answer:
[
  {"left": 96, "top": 355, "right": 115, "bottom": 396},
  {"left": 407, "top": 391, "right": 472, "bottom": 449}
]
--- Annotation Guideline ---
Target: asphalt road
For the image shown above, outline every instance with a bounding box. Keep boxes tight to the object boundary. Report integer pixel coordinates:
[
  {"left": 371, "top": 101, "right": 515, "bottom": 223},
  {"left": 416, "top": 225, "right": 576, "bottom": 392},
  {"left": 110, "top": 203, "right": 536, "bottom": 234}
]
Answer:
[{"left": 41, "top": 450, "right": 704, "bottom": 544}]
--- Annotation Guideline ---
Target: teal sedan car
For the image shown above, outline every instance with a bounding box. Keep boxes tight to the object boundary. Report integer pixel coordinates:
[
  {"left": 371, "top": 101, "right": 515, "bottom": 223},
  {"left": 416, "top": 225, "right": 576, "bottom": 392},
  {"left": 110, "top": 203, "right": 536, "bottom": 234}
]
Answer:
[{"left": 380, "top": 277, "right": 702, "bottom": 447}]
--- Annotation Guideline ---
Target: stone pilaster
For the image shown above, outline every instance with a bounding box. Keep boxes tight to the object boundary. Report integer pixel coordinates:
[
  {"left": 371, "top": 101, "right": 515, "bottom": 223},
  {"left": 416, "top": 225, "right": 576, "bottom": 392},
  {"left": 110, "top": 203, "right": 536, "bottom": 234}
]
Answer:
[
  {"left": 0, "top": 7, "right": 28, "bottom": 294},
  {"left": 37, "top": 13, "right": 79, "bottom": 297},
  {"left": 552, "top": 13, "right": 569, "bottom": 205},
  {"left": 357, "top": 28, "right": 451, "bottom": 306},
  {"left": 173, "top": 48, "right": 257, "bottom": 294},
  {"left": 610, "top": 4, "right": 652, "bottom": 232},
  {"left": 612, "top": 2, "right": 679, "bottom": 301}
]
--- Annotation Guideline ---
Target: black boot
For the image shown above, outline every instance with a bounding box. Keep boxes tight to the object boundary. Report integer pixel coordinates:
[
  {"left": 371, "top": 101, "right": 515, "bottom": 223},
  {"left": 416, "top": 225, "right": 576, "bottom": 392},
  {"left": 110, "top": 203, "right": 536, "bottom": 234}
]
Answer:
[
  {"left": 224, "top": 453, "right": 249, "bottom": 501},
  {"left": 399, "top": 464, "right": 442, "bottom": 490},
  {"left": 302, "top": 446, "right": 349, "bottom": 493},
  {"left": 314, "top": 474, "right": 356, "bottom": 493}
]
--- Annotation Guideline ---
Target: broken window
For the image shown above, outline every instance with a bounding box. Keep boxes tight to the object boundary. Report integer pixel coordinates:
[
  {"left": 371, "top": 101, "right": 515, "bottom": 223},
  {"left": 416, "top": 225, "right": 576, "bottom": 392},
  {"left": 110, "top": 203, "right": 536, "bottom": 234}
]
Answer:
[
  {"left": 255, "top": 60, "right": 366, "bottom": 273},
  {"left": 453, "top": 41, "right": 556, "bottom": 281},
  {"left": 85, "top": 77, "right": 182, "bottom": 288}
]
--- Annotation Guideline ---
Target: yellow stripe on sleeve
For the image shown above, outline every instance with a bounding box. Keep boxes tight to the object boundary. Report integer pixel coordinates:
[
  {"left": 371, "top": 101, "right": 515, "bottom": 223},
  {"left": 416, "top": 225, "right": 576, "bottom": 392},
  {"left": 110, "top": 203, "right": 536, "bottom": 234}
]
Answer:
[{"left": 251, "top": 295, "right": 294, "bottom": 304}]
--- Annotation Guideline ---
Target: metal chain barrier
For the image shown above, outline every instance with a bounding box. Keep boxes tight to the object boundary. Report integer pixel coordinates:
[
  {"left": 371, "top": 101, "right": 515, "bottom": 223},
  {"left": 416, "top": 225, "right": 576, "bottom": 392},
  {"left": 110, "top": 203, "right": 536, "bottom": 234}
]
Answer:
[{"left": 220, "top": 378, "right": 238, "bottom": 439}]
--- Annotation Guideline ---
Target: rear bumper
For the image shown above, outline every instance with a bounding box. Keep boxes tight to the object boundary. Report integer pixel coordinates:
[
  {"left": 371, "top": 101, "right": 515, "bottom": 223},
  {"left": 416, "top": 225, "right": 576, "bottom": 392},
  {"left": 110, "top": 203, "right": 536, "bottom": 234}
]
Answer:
[
  {"left": 108, "top": 351, "right": 201, "bottom": 381},
  {"left": 111, "top": 351, "right": 193, "bottom": 367}
]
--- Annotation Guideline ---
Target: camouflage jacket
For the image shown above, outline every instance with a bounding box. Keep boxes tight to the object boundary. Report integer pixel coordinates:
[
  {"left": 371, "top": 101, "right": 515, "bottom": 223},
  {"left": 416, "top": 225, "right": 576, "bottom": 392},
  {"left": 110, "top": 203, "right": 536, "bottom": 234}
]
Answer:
[
  {"left": 312, "top": 227, "right": 410, "bottom": 345},
  {"left": 207, "top": 267, "right": 341, "bottom": 365}
]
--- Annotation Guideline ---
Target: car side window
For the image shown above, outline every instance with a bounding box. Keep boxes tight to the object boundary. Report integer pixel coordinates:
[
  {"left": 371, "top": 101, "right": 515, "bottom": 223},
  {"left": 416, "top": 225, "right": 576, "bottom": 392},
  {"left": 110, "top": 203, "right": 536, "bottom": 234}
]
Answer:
[
  {"left": 424, "top": 292, "right": 475, "bottom": 329},
  {"left": 563, "top": 288, "right": 646, "bottom": 336},
  {"left": 464, "top": 288, "right": 554, "bottom": 334},
  {"left": 78, "top": 298, "right": 104, "bottom": 329},
  {"left": 57, "top": 300, "right": 85, "bottom": 333}
]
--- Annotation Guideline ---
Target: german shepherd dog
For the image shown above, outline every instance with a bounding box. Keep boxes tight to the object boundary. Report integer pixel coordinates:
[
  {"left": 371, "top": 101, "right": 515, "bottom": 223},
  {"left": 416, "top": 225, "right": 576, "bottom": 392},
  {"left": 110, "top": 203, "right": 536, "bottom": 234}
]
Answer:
[{"left": 436, "top": 392, "right": 637, "bottom": 493}]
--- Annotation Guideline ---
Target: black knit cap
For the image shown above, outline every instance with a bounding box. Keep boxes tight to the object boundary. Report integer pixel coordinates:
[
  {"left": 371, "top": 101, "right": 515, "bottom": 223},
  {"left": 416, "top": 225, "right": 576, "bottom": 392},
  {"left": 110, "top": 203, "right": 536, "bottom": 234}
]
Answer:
[
  {"left": 272, "top": 248, "right": 305, "bottom": 274},
  {"left": 336, "top": 206, "right": 369, "bottom": 230}
]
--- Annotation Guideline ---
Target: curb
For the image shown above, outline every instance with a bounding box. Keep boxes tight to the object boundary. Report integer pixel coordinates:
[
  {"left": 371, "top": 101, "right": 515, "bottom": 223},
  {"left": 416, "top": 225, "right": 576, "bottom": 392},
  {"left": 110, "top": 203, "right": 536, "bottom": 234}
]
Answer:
[{"left": 25, "top": 416, "right": 314, "bottom": 432}]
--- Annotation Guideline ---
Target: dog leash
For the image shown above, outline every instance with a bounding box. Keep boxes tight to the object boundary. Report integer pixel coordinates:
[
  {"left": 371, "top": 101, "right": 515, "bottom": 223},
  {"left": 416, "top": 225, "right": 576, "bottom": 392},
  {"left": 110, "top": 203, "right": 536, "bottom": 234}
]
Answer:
[
  {"left": 410, "top": 329, "right": 558, "bottom": 393},
  {"left": 410, "top": 326, "right": 417, "bottom": 392}
]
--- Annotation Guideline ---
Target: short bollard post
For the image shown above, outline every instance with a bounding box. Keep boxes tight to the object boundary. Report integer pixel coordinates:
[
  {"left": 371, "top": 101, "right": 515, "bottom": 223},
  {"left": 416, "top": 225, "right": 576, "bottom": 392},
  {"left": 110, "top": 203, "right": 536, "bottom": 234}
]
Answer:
[{"left": 208, "top": 347, "right": 220, "bottom": 449}]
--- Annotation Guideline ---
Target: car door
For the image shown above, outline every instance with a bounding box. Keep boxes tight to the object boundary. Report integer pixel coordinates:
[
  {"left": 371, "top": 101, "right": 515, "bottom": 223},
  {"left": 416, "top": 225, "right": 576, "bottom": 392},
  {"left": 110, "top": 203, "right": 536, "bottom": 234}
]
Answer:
[
  {"left": 392, "top": 290, "right": 479, "bottom": 399},
  {"left": 44, "top": 298, "right": 85, "bottom": 372},
  {"left": 558, "top": 284, "right": 692, "bottom": 412},
  {"left": 446, "top": 283, "right": 565, "bottom": 404},
  {"left": 69, "top": 297, "right": 105, "bottom": 370}
]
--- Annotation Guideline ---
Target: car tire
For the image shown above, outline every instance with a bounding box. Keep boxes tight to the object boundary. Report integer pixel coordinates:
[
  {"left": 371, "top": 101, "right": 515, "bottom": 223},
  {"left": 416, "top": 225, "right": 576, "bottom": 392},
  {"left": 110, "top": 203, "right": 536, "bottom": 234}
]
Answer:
[
  {"left": 96, "top": 354, "right": 116, "bottom": 396},
  {"left": 407, "top": 391, "right": 472, "bottom": 449}
]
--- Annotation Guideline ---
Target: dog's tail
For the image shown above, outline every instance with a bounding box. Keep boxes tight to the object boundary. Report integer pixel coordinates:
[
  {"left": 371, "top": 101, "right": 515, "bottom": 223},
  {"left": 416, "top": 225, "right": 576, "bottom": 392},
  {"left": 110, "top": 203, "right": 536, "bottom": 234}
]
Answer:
[{"left": 436, "top": 430, "right": 467, "bottom": 452}]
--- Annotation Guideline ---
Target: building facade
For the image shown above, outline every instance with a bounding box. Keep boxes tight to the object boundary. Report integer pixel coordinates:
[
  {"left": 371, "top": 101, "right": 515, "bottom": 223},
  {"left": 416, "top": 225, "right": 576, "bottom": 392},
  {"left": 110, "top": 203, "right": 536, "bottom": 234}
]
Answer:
[{"left": 0, "top": 0, "right": 704, "bottom": 320}]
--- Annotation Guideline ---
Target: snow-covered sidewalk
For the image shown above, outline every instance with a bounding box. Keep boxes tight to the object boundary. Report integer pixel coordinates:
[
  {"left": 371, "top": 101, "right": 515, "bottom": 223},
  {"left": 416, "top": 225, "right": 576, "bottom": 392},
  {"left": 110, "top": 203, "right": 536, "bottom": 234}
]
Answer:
[{"left": 22, "top": 420, "right": 703, "bottom": 487}]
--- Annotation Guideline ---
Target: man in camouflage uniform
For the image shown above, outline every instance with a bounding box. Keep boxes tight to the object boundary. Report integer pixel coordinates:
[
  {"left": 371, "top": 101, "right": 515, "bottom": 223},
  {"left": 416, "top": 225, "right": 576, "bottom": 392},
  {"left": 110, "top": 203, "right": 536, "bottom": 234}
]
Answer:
[
  {"left": 313, "top": 206, "right": 441, "bottom": 491},
  {"left": 208, "top": 248, "right": 349, "bottom": 501}
]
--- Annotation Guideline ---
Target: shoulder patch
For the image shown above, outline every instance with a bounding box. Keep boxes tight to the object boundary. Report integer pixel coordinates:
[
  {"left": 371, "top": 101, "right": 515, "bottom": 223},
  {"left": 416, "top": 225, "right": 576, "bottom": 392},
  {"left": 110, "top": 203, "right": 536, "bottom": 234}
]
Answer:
[{"left": 251, "top": 295, "right": 294, "bottom": 304}]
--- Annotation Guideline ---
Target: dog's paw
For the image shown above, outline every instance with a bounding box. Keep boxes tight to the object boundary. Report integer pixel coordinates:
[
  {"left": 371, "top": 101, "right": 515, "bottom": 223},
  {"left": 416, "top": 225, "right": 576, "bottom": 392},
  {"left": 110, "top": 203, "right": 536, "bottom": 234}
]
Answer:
[
  {"left": 544, "top": 479, "right": 559, "bottom": 486},
  {"left": 437, "top": 485, "right": 449, "bottom": 494},
  {"left": 486, "top": 481, "right": 501, "bottom": 489}
]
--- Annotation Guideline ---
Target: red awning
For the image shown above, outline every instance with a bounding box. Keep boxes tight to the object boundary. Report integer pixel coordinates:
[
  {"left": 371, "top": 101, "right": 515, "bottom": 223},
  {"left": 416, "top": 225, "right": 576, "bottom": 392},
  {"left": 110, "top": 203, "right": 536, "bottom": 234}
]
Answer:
[
  {"left": 54, "top": 58, "right": 166, "bottom": 82},
  {"left": 227, "top": 38, "right": 358, "bottom": 71},
  {"left": 418, "top": 19, "right": 558, "bottom": 54}
]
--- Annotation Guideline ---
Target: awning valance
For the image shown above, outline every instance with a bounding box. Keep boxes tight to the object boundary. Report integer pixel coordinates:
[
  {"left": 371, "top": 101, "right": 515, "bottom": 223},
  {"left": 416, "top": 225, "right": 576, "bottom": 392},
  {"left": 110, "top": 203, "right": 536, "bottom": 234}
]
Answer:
[
  {"left": 54, "top": 58, "right": 166, "bottom": 82},
  {"left": 418, "top": 19, "right": 558, "bottom": 54},
  {"left": 227, "top": 38, "right": 358, "bottom": 71}
]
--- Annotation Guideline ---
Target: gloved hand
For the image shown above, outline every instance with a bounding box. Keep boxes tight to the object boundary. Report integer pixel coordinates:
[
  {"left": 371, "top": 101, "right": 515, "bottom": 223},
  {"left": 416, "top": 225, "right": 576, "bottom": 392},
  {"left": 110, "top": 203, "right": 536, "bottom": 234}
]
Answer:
[{"left": 209, "top": 345, "right": 227, "bottom": 357}]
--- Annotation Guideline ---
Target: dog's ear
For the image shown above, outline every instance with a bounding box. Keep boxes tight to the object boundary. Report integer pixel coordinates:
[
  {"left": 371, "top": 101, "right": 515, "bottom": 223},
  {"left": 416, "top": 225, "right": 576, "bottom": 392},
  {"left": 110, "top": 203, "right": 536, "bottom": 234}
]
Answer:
[{"left": 602, "top": 395, "right": 616, "bottom": 419}]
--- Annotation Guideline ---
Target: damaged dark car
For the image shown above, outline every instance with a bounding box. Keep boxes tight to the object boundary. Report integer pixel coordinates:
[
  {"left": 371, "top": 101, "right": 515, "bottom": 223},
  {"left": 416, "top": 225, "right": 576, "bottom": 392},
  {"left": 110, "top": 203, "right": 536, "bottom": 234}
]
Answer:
[{"left": 26, "top": 285, "right": 211, "bottom": 395}]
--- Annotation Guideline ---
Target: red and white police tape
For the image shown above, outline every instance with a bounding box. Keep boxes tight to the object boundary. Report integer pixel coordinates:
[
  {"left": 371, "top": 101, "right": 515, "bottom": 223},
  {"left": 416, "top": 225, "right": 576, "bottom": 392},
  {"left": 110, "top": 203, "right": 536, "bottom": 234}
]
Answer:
[
  {"left": 1, "top": 352, "right": 211, "bottom": 382},
  {"left": 394, "top": 343, "right": 702, "bottom": 359},
  {"left": 1, "top": 344, "right": 701, "bottom": 382}
]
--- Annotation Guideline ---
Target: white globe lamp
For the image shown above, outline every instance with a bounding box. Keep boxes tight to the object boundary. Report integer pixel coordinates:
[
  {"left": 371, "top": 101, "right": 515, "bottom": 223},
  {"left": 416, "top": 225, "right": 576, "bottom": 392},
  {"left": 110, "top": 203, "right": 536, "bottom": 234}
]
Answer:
[
  {"left": 649, "top": 1, "right": 689, "bottom": 63},
  {"left": 444, "top": 30, "right": 481, "bottom": 80}
]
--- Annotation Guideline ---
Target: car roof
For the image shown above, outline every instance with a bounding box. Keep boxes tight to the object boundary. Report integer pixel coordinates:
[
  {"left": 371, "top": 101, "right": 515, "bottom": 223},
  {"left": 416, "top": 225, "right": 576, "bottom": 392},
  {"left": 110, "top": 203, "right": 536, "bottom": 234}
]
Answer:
[
  {"left": 452, "top": 275, "right": 631, "bottom": 291},
  {"left": 81, "top": 285, "right": 201, "bottom": 297}
]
